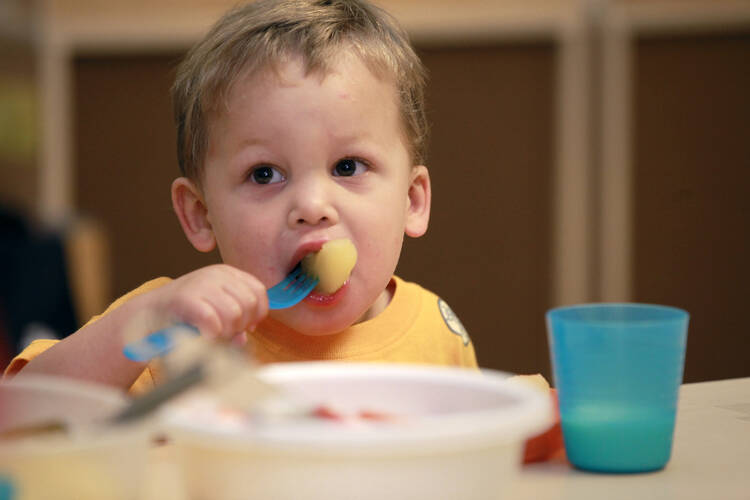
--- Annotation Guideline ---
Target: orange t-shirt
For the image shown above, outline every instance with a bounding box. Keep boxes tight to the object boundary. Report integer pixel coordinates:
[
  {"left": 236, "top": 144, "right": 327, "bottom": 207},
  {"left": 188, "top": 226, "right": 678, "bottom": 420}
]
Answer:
[{"left": 5, "top": 276, "right": 478, "bottom": 394}]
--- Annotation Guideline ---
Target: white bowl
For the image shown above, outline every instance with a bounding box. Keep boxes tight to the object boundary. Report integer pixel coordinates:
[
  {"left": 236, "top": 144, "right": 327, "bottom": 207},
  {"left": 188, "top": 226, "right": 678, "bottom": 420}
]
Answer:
[
  {"left": 164, "top": 362, "right": 553, "bottom": 500},
  {"left": 0, "top": 375, "right": 150, "bottom": 500}
]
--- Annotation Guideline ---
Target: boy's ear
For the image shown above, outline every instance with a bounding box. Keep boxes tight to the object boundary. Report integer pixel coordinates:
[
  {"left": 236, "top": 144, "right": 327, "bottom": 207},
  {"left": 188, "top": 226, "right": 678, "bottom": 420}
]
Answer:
[
  {"left": 171, "top": 177, "right": 216, "bottom": 252},
  {"left": 404, "top": 165, "right": 431, "bottom": 238}
]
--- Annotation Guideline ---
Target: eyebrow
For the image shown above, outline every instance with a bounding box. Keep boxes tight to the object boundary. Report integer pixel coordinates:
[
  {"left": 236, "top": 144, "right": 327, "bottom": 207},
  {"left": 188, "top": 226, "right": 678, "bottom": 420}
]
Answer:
[{"left": 237, "top": 136, "right": 273, "bottom": 149}]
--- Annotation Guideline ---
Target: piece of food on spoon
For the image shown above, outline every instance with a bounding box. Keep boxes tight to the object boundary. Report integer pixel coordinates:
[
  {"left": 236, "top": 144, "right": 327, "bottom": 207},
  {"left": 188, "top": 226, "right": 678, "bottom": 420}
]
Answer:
[{"left": 301, "top": 238, "right": 357, "bottom": 294}]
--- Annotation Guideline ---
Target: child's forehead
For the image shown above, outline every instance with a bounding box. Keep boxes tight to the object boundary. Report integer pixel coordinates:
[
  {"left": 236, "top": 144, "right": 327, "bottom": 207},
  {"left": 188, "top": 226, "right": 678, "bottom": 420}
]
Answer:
[
  {"left": 247, "top": 50, "right": 391, "bottom": 88},
  {"left": 201, "top": 49, "right": 411, "bottom": 162},
  {"left": 217, "top": 51, "right": 398, "bottom": 110}
]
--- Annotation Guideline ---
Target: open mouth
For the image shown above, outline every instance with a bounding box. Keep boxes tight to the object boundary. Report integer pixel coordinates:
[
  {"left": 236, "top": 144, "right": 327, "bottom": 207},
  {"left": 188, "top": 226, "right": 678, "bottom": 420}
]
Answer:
[
  {"left": 279, "top": 243, "right": 323, "bottom": 287},
  {"left": 303, "top": 280, "right": 349, "bottom": 306},
  {"left": 285, "top": 238, "right": 357, "bottom": 306}
]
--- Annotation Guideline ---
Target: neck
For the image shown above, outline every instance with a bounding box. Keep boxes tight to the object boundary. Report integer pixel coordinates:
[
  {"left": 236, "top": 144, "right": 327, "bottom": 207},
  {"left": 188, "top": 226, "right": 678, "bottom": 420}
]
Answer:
[{"left": 357, "top": 278, "right": 396, "bottom": 323}]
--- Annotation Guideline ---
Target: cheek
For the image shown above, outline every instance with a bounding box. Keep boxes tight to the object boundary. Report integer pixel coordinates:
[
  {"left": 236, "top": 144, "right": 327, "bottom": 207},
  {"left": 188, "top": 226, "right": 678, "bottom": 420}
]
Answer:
[
  {"left": 213, "top": 212, "right": 267, "bottom": 264},
  {"left": 356, "top": 208, "right": 406, "bottom": 267},
  {"left": 361, "top": 188, "right": 409, "bottom": 238}
]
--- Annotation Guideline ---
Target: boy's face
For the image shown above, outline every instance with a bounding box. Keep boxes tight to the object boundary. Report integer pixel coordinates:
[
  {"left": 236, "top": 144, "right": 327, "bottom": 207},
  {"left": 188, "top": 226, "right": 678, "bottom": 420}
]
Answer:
[{"left": 173, "top": 53, "right": 430, "bottom": 335}]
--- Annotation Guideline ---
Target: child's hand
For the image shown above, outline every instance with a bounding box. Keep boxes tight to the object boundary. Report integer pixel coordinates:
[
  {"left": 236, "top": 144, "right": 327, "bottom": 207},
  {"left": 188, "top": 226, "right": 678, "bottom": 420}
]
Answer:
[{"left": 146, "top": 264, "right": 269, "bottom": 345}]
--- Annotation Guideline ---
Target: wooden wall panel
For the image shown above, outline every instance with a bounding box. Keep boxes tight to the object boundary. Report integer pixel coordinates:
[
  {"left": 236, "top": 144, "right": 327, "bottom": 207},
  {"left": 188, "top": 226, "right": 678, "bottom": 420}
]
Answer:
[
  {"left": 399, "top": 44, "right": 556, "bottom": 375},
  {"left": 633, "top": 33, "right": 750, "bottom": 382},
  {"left": 73, "top": 54, "right": 219, "bottom": 305}
]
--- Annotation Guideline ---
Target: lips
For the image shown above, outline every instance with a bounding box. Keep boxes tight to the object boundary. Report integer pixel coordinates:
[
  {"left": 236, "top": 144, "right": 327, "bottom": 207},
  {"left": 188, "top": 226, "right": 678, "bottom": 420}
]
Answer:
[
  {"left": 287, "top": 240, "right": 326, "bottom": 274},
  {"left": 303, "top": 280, "right": 349, "bottom": 306}
]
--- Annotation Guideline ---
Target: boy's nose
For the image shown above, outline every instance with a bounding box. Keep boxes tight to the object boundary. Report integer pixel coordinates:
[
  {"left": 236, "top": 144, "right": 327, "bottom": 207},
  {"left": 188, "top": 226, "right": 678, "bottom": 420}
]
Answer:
[{"left": 287, "top": 183, "right": 339, "bottom": 228}]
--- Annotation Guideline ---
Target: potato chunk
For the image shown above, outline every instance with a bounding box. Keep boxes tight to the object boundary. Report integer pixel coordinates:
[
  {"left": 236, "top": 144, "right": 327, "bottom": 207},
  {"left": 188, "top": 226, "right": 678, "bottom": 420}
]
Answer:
[{"left": 301, "top": 239, "right": 357, "bottom": 294}]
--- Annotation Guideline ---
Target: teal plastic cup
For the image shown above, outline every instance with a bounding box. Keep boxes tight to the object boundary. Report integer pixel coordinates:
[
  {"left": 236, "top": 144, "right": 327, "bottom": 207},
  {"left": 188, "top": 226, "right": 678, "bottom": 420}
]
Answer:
[{"left": 547, "top": 303, "right": 688, "bottom": 473}]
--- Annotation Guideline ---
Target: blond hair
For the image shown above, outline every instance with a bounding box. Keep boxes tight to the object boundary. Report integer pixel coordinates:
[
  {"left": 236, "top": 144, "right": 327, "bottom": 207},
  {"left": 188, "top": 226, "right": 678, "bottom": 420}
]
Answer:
[{"left": 172, "top": 0, "right": 428, "bottom": 182}]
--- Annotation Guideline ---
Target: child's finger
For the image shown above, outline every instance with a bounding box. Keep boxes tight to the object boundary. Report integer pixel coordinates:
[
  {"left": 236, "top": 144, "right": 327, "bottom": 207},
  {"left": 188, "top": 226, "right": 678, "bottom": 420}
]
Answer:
[
  {"left": 231, "top": 331, "right": 248, "bottom": 346},
  {"left": 180, "top": 297, "right": 224, "bottom": 339},
  {"left": 220, "top": 282, "right": 258, "bottom": 334},
  {"left": 199, "top": 291, "right": 246, "bottom": 340},
  {"left": 164, "top": 264, "right": 268, "bottom": 339},
  {"left": 214, "top": 267, "right": 266, "bottom": 330},
  {"left": 224, "top": 266, "right": 271, "bottom": 313},
  {"left": 240, "top": 277, "right": 269, "bottom": 329}
]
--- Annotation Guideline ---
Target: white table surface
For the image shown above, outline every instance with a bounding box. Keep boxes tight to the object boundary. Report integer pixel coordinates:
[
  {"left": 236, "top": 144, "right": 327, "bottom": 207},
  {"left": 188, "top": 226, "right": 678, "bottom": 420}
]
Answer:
[
  {"left": 144, "top": 377, "right": 750, "bottom": 500},
  {"left": 511, "top": 377, "right": 750, "bottom": 500}
]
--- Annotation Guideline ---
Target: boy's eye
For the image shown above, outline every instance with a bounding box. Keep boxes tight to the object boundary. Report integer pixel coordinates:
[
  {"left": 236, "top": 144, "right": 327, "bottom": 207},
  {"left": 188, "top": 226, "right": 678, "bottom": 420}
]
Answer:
[
  {"left": 332, "top": 158, "right": 367, "bottom": 177},
  {"left": 250, "top": 165, "right": 284, "bottom": 185}
]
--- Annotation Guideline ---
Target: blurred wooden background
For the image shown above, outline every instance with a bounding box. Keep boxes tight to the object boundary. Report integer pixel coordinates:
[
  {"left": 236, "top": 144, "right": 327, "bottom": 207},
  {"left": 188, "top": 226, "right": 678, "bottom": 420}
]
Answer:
[{"left": 1, "top": 0, "right": 748, "bottom": 382}]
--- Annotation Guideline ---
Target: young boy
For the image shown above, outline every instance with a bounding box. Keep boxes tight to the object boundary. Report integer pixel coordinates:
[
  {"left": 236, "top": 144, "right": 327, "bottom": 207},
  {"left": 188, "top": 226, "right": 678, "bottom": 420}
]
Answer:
[{"left": 6, "top": 0, "right": 478, "bottom": 393}]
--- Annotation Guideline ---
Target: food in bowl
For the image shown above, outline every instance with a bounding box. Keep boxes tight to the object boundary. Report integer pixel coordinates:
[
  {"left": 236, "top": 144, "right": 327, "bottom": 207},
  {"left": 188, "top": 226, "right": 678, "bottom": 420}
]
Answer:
[{"left": 163, "top": 362, "right": 553, "bottom": 500}]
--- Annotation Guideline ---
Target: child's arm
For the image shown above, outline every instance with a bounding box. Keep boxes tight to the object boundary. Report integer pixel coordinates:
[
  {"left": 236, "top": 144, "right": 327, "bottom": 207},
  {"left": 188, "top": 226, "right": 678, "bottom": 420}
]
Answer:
[{"left": 15, "top": 264, "right": 268, "bottom": 390}]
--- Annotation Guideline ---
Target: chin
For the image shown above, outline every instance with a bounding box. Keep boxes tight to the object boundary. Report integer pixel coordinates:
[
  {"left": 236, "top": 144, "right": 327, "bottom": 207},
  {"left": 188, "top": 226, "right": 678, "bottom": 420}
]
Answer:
[
  {"left": 269, "top": 276, "right": 391, "bottom": 335},
  {"left": 273, "top": 302, "right": 368, "bottom": 336}
]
